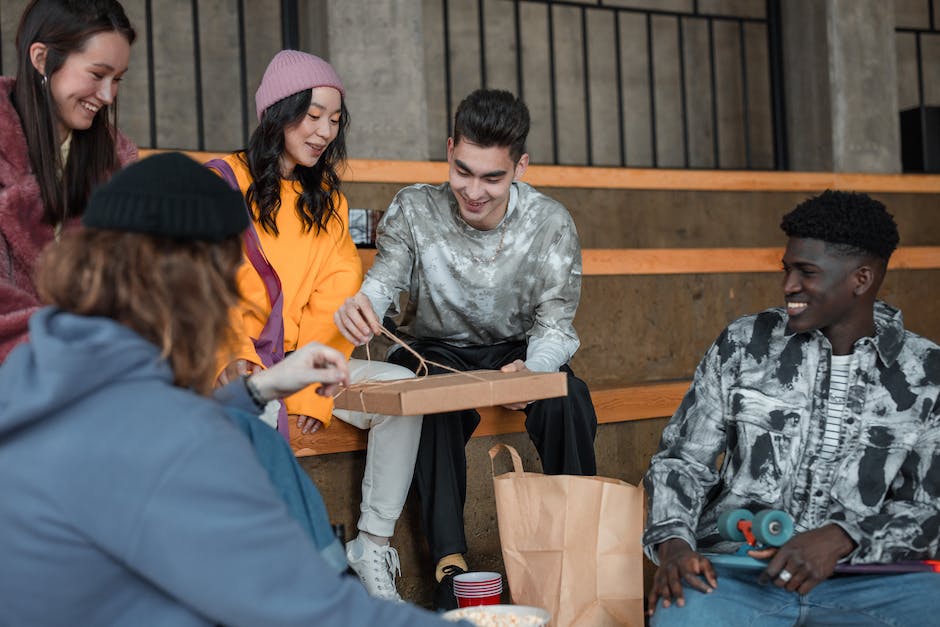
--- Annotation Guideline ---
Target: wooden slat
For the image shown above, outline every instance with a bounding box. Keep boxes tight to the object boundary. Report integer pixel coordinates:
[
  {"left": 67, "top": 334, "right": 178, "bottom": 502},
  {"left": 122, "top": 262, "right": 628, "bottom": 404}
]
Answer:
[
  {"left": 583, "top": 248, "right": 783, "bottom": 275},
  {"left": 342, "top": 159, "right": 448, "bottom": 185},
  {"left": 584, "top": 246, "right": 940, "bottom": 275},
  {"left": 291, "top": 421, "right": 366, "bottom": 457},
  {"left": 592, "top": 381, "right": 689, "bottom": 423},
  {"left": 290, "top": 380, "right": 688, "bottom": 457},
  {"left": 358, "top": 247, "right": 940, "bottom": 276},
  {"left": 519, "top": 166, "right": 940, "bottom": 194},
  {"left": 888, "top": 247, "right": 940, "bottom": 270},
  {"left": 139, "top": 149, "right": 940, "bottom": 194}
]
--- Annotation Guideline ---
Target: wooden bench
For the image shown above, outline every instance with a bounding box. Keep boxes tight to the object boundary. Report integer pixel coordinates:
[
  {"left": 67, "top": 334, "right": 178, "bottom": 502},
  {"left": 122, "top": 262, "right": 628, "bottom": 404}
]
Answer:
[
  {"left": 291, "top": 381, "right": 690, "bottom": 456},
  {"left": 140, "top": 150, "right": 940, "bottom": 457}
]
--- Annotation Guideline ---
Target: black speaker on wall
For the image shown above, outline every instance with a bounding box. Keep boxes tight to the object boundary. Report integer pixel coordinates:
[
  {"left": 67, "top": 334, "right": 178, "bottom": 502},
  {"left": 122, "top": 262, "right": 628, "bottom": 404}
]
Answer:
[{"left": 900, "top": 106, "right": 940, "bottom": 173}]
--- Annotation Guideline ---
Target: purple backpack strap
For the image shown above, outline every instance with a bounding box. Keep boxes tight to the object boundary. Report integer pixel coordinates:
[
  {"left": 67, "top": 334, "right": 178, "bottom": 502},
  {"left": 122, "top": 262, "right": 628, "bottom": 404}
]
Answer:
[{"left": 206, "top": 158, "right": 290, "bottom": 439}]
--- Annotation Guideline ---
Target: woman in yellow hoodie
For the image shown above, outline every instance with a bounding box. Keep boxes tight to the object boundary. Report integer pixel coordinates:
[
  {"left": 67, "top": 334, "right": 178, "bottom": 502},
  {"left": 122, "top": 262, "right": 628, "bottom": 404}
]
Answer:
[{"left": 211, "top": 50, "right": 420, "bottom": 603}]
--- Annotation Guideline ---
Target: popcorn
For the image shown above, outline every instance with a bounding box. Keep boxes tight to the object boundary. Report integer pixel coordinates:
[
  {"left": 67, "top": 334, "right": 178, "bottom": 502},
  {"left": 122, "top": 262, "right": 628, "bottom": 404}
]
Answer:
[{"left": 443, "top": 607, "right": 546, "bottom": 626}]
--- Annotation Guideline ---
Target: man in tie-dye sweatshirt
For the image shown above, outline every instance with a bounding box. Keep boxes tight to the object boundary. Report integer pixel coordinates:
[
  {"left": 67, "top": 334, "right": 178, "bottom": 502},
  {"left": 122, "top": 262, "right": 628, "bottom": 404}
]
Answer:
[{"left": 644, "top": 190, "right": 940, "bottom": 626}]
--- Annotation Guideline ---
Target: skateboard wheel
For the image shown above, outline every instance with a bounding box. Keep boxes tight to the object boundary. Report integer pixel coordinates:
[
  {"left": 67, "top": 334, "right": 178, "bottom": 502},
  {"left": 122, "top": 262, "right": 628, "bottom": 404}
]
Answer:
[
  {"left": 753, "top": 509, "right": 794, "bottom": 547},
  {"left": 717, "top": 509, "right": 754, "bottom": 541}
]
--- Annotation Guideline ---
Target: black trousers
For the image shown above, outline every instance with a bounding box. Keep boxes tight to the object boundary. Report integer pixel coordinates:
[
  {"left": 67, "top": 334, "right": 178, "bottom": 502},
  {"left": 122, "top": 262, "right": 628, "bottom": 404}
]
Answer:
[{"left": 388, "top": 339, "right": 598, "bottom": 562}]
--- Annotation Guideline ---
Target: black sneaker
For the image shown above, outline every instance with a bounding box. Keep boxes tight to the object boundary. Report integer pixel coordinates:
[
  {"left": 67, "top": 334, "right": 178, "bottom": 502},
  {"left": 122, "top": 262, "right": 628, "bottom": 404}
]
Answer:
[{"left": 434, "top": 564, "right": 465, "bottom": 611}]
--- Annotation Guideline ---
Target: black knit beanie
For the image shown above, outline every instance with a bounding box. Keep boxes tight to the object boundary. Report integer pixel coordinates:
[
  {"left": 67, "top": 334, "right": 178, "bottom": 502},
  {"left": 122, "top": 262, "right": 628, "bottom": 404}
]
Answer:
[{"left": 83, "top": 152, "right": 248, "bottom": 242}]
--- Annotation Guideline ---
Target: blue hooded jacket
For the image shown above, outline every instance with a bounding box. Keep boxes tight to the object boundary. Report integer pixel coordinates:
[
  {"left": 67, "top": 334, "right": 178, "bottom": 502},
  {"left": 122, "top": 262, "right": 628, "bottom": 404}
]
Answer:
[{"left": 0, "top": 308, "right": 455, "bottom": 626}]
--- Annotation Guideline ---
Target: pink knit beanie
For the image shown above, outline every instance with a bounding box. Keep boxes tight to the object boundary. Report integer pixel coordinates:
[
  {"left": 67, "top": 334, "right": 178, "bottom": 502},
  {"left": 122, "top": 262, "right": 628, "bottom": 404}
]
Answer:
[{"left": 254, "top": 50, "right": 345, "bottom": 121}]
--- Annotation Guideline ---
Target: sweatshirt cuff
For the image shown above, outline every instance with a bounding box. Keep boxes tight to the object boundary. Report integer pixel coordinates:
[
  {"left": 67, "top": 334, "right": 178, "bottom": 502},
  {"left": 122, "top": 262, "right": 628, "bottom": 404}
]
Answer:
[
  {"left": 284, "top": 386, "right": 335, "bottom": 427},
  {"left": 212, "top": 379, "right": 261, "bottom": 414},
  {"left": 642, "top": 523, "right": 698, "bottom": 565},
  {"left": 524, "top": 345, "right": 567, "bottom": 373},
  {"left": 825, "top": 519, "right": 863, "bottom": 562},
  {"left": 360, "top": 280, "right": 394, "bottom": 322}
]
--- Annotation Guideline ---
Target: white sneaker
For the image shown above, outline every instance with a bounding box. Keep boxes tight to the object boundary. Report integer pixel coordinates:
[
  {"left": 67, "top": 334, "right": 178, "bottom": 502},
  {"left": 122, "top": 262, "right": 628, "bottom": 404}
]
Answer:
[{"left": 346, "top": 535, "right": 403, "bottom": 602}]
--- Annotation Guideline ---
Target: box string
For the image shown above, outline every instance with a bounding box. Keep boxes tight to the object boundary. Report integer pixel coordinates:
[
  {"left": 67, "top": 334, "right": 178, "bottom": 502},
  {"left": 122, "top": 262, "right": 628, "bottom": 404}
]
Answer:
[{"left": 334, "top": 325, "right": 496, "bottom": 414}]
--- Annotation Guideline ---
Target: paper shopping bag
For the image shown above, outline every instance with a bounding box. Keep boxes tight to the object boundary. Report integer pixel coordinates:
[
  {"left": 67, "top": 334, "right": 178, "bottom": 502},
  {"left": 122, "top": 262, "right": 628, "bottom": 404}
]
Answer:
[{"left": 489, "top": 444, "right": 644, "bottom": 627}]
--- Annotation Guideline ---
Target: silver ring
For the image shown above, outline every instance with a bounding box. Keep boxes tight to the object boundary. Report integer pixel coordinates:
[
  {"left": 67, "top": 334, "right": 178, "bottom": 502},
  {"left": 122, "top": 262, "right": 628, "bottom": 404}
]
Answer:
[{"left": 777, "top": 569, "right": 793, "bottom": 583}]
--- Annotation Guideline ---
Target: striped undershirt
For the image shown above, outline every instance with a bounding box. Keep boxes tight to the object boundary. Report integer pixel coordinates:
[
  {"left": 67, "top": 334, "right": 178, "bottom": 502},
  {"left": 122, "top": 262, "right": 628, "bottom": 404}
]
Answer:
[{"left": 821, "top": 353, "right": 853, "bottom": 460}]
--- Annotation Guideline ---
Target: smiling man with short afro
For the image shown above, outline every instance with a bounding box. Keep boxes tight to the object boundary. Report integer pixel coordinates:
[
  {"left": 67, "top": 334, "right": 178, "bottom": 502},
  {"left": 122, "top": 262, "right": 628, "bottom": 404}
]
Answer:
[{"left": 780, "top": 190, "right": 899, "bottom": 262}]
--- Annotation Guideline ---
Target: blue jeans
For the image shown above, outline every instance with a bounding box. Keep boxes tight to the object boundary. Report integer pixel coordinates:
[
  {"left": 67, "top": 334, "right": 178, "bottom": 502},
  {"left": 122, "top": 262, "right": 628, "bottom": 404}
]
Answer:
[{"left": 650, "top": 565, "right": 940, "bottom": 627}]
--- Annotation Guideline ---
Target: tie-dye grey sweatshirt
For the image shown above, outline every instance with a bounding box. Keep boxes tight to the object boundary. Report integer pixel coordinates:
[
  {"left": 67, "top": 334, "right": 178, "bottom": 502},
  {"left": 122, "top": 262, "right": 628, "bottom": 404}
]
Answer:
[
  {"left": 360, "top": 182, "right": 582, "bottom": 372},
  {"left": 643, "top": 301, "right": 940, "bottom": 564}
]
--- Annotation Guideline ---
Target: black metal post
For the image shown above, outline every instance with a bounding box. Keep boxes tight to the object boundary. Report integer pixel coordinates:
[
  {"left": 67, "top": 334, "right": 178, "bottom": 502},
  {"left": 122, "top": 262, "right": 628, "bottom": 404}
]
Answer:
[
  {"left": 738, "top": 19, "right": 752, "bottom": 168},
  {"left": 191, "top": 0, "right": 205, "bottom": 151},
  {"left": 646, "top": 13, "right": 657, "bottom": 167},
  {"left": 581, "top": 6, "right": 592, "bottom": 165},
  {"left": 707, "top": 17, "right": 719, "bottom": 168},
  {"left": 547, "top": 1, "right": 559, "bottom": 163},
  {"left": 678, "top": 16, "right": 690, "bottom": 167},
  {"left": 145, "top": 0, "right": 157, "bottom": 148},
  {"left": 443, "top": 0, "right": 453, "bottom": 138},
  {"left": 915, "top": 32, "right": 927, "bottom": 171},
  {"left": 766, "top": 0, "right": 788, "bottom": 170},
  {"left": 614, "top": 12, "right": 626, "bottom": 166},
  {"left": 514, "top": 0, "right": 524, "bottom": 98},
  {"left": 0, "top": 3, "right": 4, "bottom": 75},
  {"left": 281, "top": 0, "right": 300, "bottom": 50},
  {"left": 237, "top": 0, "right": 249, "bottom": 146},
  {"left": 478, "top": 0, "right": 487, "bottom": 88}
]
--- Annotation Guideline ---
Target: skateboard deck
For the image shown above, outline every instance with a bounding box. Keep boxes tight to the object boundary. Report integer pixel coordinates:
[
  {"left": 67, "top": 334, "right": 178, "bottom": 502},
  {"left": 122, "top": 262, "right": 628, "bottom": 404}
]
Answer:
[{"left": 707, "top": 508, "right": 940, "bottom": 575}]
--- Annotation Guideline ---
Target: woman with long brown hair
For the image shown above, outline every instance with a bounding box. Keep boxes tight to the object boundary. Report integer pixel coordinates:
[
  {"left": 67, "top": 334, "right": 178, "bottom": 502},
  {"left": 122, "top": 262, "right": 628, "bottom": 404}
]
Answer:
[
  {"left": 0, "top": 0, "right": 137, "bottom": 360},
  {"left": 211, "top": 50, "right": 422, "bottom": 601},
  {"left": 0, "top": 152, "right": 457, "bottom": 627}
]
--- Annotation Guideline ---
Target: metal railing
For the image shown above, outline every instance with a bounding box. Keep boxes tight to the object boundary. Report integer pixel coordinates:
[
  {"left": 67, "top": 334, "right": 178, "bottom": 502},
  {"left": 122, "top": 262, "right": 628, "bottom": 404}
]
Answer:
[
  {"left": 138, "top": 0, "right": 299, "bottom": 151},
  {"left": 12, "top": 1, "right": 933, "bottom": 171},
  {"left": 3, "top": 0, "right": 785, "bottom": 167},
  {"left": 438, "top": 0, "right": 788, "bottom": 169},
  {"left": 0, "top": 0, "right": 303, "bottom": 152}
]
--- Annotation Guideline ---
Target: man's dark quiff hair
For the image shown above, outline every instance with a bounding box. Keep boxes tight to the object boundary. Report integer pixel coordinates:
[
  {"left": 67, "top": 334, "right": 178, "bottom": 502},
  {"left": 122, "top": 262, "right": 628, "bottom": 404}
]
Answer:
[
  {"left": 780, "top": 189, "right": 900, "bottom": 262},
  {"left": 453, "top": 89, "right": 530, "bottom": 162}
]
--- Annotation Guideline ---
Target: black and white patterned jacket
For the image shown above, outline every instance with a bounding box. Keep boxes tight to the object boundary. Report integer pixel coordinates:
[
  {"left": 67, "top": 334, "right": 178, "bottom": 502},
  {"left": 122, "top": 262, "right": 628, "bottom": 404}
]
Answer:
[{"left": 643, "top": 301, "right": 940, "bottom": 565}]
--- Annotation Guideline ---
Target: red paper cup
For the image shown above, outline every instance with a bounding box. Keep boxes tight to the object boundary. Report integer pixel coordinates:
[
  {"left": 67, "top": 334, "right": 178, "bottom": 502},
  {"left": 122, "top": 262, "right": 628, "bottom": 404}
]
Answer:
[
  {"left": 456, "top": 591, "right": 501, "bottom": 607},
  {"left": 453, "top": 571, "right": 502, "bottom": 607}
]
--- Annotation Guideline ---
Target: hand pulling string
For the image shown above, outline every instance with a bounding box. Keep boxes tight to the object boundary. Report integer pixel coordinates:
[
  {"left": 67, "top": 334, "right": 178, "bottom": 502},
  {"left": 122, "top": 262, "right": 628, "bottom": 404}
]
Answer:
[{"left": 333, "top": 325, "right": 497, "bottom": 414}]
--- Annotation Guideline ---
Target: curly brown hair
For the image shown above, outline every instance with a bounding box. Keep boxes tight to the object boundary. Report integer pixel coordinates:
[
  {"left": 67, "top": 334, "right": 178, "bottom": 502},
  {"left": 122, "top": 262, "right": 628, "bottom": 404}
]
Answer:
[{"left": 36, "top": 229, "right": 243, "bottom": 395}]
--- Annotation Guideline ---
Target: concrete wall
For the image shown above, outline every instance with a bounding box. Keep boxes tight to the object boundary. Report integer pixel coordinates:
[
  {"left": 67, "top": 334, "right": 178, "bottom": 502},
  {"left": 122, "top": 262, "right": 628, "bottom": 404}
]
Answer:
[
  {"left": 326, "top": 1, "right": 432, "bottom": 160},
  {"left": 782, "top": 0, "right": 902, "bottom": 172},
  {"left": 0, "top": 0, "right": 29, "bottom": 75},
  {"left": 3, "top": 0, "right": 934, "bottom": 169}
]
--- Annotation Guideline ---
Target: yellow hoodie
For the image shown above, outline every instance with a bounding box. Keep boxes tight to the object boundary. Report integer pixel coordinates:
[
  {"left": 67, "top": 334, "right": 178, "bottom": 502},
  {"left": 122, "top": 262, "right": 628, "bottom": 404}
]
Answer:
[{"left": 220, "top": 153, "right": 362, "bottom": 425}]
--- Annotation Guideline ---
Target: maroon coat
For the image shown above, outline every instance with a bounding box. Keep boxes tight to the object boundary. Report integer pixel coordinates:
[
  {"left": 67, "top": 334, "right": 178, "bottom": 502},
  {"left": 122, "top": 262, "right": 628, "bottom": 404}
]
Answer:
[{"left": 0, "top": 76, "right": 137, "bottom": 360}]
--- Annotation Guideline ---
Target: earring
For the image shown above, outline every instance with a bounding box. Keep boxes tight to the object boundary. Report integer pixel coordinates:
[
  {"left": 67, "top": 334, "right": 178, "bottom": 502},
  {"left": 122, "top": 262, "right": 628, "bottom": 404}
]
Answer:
[{"left": 40, "top": 74, "right": 47, "bottom": 87}]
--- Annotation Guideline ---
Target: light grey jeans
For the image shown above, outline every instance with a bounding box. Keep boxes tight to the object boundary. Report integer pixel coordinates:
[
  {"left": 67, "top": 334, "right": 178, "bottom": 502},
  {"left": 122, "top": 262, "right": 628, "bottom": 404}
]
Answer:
[{"left": 333, "top": 358, "right": 422, "bottom": 538}]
